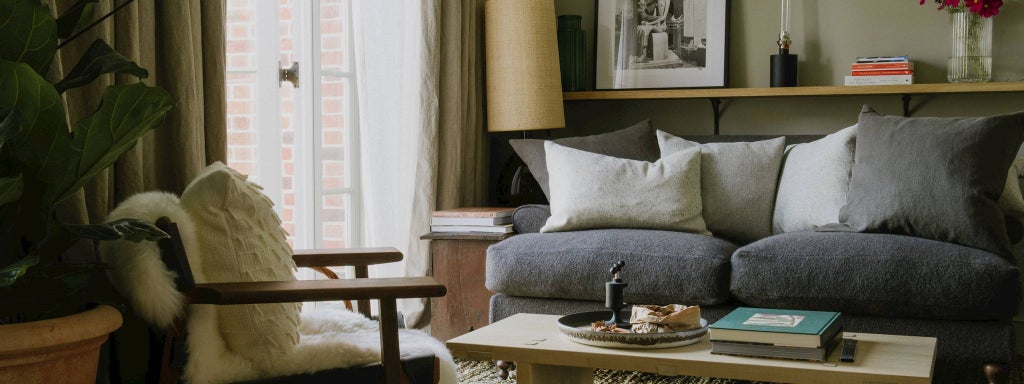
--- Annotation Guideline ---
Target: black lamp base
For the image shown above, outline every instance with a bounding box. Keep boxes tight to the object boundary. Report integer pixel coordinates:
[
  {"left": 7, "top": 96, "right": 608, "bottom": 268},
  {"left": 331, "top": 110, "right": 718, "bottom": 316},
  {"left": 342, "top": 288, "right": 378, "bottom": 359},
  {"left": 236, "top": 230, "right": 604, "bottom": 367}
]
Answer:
[{"left": 770, "top": 49, "right": 798, "bottom": 87}]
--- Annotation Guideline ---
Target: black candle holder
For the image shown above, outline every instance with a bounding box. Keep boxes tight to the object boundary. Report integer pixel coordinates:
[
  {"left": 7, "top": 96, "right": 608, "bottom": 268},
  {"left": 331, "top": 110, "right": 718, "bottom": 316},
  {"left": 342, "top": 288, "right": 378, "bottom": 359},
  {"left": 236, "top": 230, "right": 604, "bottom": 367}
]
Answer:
[{"left": 605, "top": 260, "right": 629, "bottom": 329}]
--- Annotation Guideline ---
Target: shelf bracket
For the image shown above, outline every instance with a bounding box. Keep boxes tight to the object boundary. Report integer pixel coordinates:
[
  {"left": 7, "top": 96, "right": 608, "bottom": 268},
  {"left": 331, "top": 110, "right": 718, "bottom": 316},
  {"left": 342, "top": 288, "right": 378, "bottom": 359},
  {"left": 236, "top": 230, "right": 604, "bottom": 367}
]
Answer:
[
  {"left": 709, "top": 98, "right": 722, "bottom": 135},
  {"left": 901, "top": 94, "right": 912, "bottom": 117}
]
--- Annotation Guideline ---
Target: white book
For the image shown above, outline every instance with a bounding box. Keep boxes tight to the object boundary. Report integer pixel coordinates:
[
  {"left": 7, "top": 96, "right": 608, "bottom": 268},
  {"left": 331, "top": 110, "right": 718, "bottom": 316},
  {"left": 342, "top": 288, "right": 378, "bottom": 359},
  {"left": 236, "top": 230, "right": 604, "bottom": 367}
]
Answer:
[
  {"left": 430, "top": 224, "right": 514, "bottom": 234},
  {"left": 844, "top": 75, "right": 913, "bottom": 86},
  {"left": 431, "top": 216, "right": 512, "bottom": 226}
]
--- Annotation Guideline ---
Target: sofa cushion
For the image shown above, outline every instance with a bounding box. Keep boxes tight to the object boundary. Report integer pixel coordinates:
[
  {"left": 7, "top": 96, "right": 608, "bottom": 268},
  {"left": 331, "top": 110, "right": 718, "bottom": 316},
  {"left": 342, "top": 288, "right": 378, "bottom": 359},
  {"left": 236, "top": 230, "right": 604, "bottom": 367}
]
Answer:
[
  {"left": 510, "top": 120, "right": 659, "bottom": 200},
  {"left": 512, "top": 205, "right": 551, "bottom": 234},
  {"left": 731, "top": 231, "right": 1021, "bottom": 320},
  {"left": 486, "top": 229, "right": 736, "bottom": 305},
  {"left": 541, "top": 142, "right": 708, "bottom": 234},
  {"left": 772, "top": 125, "right": 857, "bottom": 234}
]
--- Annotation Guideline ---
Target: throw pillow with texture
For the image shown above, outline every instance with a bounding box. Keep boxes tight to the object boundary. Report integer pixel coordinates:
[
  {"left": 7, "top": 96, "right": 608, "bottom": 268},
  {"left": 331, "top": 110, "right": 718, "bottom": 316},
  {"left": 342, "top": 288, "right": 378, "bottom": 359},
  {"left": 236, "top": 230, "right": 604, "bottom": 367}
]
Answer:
[
  {"left": 829, "top": 106, "right": 1024, "bottom": 257},
  {"left": 179, "top": 162, "right": 301, "bottom": 366},
  {"left": 510, "top": 119, "right": 659, "bottom": 200},
  {"left": 772, "top": 125, "right": 857, "bottom": 233},
  {"left": 657, "top": 131, "right": 785, "bottom": 243},
  {"left": 540, "top": 142, "right": 709, "bottom": 234}
]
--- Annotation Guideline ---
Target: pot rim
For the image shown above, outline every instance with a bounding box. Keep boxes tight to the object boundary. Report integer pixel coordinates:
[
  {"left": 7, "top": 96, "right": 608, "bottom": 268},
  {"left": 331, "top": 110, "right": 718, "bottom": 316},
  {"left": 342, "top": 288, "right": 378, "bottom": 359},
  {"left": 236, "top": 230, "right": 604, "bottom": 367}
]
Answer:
[{"left": 0, "top": 305, "right": 123, "bottom": 354}]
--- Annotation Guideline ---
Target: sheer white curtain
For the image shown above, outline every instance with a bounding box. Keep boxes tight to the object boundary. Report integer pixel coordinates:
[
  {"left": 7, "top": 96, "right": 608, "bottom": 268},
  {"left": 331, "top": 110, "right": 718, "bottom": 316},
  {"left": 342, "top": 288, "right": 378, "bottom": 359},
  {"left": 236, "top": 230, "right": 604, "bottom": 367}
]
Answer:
[{"left": 352, "top": 1, "right": 440, "bottom": 327}]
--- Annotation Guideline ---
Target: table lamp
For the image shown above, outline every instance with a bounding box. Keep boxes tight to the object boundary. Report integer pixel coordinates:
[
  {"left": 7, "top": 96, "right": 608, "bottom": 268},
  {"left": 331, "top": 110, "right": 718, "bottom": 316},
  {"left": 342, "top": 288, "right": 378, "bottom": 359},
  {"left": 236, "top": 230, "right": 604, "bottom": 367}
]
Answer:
[
  {"left": 485, "top": 0, "right": 566, "bottom": 204},
  {"left": 770, "top": 0, "right": 798, "bottom": 87}
]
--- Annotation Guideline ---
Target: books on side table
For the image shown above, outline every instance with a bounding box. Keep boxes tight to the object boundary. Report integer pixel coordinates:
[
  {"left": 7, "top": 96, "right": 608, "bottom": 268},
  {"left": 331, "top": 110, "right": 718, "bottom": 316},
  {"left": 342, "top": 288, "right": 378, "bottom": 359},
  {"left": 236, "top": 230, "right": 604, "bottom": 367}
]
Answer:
[
  {"left": 845, "top": 56, "right": 914, "bottom": 86},
  {"left": 430, "top": 207, "right": 515, "bottom": 233},
  {"left": 709, "top": 307, "right": 843, "bottom": 362}
]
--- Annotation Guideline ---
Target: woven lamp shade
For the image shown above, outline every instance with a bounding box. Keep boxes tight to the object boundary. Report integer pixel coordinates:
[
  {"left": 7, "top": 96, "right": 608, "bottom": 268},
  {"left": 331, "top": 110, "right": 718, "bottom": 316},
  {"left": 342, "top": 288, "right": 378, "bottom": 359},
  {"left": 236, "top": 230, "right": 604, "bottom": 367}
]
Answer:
[{"left": 485, "top": 0, "right": 566, "bottom": 132}]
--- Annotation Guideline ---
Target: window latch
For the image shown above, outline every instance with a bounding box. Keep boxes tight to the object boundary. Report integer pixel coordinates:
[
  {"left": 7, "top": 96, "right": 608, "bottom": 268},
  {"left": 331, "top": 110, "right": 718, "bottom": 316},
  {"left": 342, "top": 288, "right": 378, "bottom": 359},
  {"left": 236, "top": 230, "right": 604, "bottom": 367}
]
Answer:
[{"left": 280, "top": 61, "right": 299, "bottom": 88}]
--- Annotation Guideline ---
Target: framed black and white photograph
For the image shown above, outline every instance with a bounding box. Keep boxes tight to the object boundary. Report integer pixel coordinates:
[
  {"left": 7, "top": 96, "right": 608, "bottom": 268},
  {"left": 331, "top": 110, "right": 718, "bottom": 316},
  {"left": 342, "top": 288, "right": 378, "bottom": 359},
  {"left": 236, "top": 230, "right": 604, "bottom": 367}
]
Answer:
[{"left": 595, "top": 0, "right": 729, "bottom": 90}]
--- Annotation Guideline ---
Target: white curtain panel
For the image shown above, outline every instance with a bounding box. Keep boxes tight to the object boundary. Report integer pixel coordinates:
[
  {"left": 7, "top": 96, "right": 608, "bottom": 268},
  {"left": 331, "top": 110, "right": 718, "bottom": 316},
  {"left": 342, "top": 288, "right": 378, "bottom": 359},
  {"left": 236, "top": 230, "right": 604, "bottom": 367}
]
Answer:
[{"left": 352, "top": 0, "right": 440, "bottom": 328}]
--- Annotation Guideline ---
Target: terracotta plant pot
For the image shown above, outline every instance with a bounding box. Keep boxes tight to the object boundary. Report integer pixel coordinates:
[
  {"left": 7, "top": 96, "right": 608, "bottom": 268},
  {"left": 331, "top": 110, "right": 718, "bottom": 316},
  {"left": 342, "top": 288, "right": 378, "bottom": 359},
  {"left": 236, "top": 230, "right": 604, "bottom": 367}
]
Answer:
[{"left": 0, "top": 305, "right": 123, "bottom": 383}]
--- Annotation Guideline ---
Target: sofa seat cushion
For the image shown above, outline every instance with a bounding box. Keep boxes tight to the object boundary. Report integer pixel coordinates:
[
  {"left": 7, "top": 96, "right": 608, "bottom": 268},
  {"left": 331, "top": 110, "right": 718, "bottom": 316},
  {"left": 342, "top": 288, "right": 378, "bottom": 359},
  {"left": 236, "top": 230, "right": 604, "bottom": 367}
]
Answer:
[
  {"left": 731, "top": 232, "right": 1021, "bottom": 320},
  {"left": 486, "top": 229, "right": 736, "bottom": 305}
]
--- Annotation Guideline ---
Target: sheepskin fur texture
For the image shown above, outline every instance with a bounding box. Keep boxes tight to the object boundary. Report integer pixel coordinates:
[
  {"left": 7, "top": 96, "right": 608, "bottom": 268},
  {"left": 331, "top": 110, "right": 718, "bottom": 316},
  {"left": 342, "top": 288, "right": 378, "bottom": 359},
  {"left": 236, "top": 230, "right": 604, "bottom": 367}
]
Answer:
[{"left": 101, "top": 191, "right": 456, "bottom": 384}]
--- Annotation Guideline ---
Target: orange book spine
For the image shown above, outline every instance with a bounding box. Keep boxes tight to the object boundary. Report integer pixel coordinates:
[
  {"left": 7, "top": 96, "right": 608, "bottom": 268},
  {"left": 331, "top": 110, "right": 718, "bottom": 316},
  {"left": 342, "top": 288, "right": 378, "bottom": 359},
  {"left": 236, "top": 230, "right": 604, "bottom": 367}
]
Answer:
[
  {"left": 851, "top": 69, "right": 914, "bottom": 76},
  {"left": 851, "top": 62, "right": 912, "bottom": 71}
]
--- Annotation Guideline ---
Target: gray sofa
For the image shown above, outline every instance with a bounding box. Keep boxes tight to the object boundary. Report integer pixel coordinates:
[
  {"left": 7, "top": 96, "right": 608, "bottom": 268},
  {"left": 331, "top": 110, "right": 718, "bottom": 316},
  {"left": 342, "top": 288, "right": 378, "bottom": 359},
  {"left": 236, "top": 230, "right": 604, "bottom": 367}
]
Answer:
[{"left": 485, "top": 137, "right": 1022, "bottom": 384}]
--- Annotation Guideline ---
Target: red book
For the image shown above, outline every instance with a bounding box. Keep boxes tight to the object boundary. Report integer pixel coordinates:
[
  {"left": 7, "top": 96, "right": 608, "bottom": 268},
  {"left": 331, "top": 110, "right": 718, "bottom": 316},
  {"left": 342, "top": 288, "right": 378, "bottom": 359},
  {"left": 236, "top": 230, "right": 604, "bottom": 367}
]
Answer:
[
  {"left": 851, "top": 69, "right": 914, "bottom": 76},
  {"left": 432, "top": 207, "right": 515, "bottom": 218},
  {"left": 851, "top": 62, "right": 914, "bottom": 71}
]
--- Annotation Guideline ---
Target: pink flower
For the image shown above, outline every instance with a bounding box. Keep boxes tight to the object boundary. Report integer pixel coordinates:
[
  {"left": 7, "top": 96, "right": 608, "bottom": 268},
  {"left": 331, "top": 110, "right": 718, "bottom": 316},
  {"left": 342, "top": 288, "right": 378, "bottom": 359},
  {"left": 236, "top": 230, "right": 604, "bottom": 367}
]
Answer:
[
  {"left": 964, "top": 0, "right": 984, "bottom": 12},
  {"left": 979, "top": 0, "right": 1002, "bottom": 17}
]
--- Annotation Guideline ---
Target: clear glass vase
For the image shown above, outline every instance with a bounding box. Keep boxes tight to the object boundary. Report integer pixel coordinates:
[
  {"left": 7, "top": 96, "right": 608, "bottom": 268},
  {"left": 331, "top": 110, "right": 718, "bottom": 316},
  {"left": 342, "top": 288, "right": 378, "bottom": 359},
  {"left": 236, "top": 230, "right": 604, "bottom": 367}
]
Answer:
[{"left": 948, "top": 11, "right": 992, "bottom": 83}]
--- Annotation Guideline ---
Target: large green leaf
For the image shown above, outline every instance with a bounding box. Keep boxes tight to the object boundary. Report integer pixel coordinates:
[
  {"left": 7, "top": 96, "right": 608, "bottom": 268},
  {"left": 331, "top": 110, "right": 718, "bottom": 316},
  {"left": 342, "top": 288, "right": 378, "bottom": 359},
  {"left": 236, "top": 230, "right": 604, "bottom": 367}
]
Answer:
[
  {"left": 0, "top": 174, "right": 22, "bottom": 207},
  {"left": 0, "top": 0, "right": 58, "bottom": 75},
  {"left": 54, "top": 39, "right": 148, "bottom": 94},
  {"left": 0, "top": 107, "right": 18, "bottom": 150},
  {"left": 0, "top": 255, "right": 38, "bottom": 288},
  {"left": 0, "top": 60, "right": 70, "bottom": 187},
  {"left": 57, "top": 82, "right": 172, "bottom": 203},
  {"left": 55, "top": 0, "right": 98, "bottom": 39},
  {"left": 65, "top": 218, "right": 168, "bottom": 242}
]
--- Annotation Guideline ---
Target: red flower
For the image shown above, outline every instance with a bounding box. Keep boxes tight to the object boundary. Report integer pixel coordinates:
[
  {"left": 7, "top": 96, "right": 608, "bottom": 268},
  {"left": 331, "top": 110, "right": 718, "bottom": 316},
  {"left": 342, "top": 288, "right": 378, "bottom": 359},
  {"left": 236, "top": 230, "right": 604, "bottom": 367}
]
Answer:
[
  {"left": 979, "top": 0, "right": 1002, "bottom": 17},
  {"left": 964, "top": 0, "right": 984, "bottom": 12}
]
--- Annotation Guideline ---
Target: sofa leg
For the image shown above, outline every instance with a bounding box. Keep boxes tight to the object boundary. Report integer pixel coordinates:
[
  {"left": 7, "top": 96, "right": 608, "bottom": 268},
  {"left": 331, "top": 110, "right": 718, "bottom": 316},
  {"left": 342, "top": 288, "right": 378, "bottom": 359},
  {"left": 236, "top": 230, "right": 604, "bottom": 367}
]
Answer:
[
  {"left": 496, "top": 360, "right": 516, "bottom": 380},
  {"left": 984, "top": 363, "right": 1009, "bottom": 384}
]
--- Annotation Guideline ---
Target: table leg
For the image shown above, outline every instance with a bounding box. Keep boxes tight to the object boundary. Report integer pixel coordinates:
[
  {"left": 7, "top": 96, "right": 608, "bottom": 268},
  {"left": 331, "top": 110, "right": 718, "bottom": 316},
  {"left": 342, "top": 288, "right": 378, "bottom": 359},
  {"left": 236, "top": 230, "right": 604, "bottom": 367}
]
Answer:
[{"left": 515, "top": 362, "right": 593, "bottom": 384}]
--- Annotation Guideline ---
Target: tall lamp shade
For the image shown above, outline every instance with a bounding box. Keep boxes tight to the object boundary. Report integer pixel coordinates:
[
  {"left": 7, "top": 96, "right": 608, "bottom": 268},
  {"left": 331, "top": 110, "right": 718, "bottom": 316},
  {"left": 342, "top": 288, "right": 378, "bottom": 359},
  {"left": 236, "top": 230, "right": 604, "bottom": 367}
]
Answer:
[{"left": 485, "top": 0, "right": 565, "bottom": 133}]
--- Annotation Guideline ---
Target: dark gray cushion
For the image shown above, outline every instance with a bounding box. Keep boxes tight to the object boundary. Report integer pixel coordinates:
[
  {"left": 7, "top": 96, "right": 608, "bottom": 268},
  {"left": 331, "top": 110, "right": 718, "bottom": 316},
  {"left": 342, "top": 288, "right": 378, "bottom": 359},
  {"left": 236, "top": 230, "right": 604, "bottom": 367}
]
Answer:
[
  {"left": 510, "top": 120, "right": 659, "bottom": 200},
  {"left": 512, "top": 204, "right": 550, "bottom": 234},
  {"left": 486, "top": 229, "right": 736, "bottom": 305},
  {"left": 731, "top": 231, "right": 1021, "bottom": 320},
  {"left": 827, "top": 106, "right": 1024, "bottom": 257}
]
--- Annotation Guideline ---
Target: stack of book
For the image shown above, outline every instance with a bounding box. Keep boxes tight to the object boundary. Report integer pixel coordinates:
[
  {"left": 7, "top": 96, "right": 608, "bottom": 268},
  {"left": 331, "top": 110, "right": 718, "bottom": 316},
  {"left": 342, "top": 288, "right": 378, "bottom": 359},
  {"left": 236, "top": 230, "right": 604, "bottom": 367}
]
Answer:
[
  {"left": 430, "top": 207, "right": 515, "bottom": 234},
  {"left": 708, "top": 307, "right": 843, "bottom": 362},
  {"left": 845, "top": 56, "right": 914, "bottom": 86}
]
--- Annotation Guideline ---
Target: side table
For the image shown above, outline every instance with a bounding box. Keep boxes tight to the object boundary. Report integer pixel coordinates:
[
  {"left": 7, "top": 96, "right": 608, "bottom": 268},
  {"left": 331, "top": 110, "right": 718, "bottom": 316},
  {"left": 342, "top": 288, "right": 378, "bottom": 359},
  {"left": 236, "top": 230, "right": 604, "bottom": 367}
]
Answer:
[{"left": 421, "top": 231, "right": 514, "bottom": 341}]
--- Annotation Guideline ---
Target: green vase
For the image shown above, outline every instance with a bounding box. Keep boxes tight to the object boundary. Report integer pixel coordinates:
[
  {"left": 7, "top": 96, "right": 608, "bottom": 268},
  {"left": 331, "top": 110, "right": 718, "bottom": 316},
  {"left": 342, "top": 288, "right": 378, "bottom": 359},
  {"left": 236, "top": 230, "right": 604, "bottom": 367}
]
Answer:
[{"left": 557, "top": 15, "right": 586, "bottom": 91}]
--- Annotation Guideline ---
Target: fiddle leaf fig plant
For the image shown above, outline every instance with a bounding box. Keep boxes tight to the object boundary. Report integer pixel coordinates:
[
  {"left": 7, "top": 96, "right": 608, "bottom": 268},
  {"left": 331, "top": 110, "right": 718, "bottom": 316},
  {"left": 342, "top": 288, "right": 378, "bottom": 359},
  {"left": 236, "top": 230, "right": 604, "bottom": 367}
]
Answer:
[{"left": 0, "top": 0, "right": 173, "bottom": 323}]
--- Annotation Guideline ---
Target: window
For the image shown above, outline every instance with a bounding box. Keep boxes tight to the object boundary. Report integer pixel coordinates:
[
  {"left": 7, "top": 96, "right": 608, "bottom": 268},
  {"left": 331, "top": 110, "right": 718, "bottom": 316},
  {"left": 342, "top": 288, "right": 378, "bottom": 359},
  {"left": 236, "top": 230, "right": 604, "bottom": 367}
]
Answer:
[{"left": 225, "top": 0, "right": 361, "bottom": 254}]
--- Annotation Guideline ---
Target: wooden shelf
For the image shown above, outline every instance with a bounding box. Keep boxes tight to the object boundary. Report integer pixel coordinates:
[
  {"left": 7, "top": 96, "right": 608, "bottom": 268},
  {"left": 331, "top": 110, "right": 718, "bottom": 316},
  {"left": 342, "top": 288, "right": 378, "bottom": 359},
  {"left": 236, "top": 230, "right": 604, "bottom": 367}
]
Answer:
[{"left": 563, "top": 82, "right": 1024, "bottom": 101}]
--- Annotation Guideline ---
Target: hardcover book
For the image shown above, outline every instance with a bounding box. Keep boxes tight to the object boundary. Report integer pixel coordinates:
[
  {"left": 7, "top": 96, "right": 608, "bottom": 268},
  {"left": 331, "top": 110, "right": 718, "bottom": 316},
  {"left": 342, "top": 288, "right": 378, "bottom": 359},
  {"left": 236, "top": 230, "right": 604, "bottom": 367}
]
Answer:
[
  {"left": 844, "top": 75, "right": 913, "bottom": 86},
  {"left": 430, "top": 216, "right": 513, "bottom": 226},
  {"left": 851, "top": 62, "right": 914, "bottom": 71},
  {"left": 432, "top": 207, "right": 515, "bottom": 218},
  {"left": 855, "top": 56, "right": 909, "bottom": 63},
  {"left": 709, "top": 307, "right": 842, "bottom": 348},
  {"left": 429, "top": 224, "right": 514, "bottom": 234},
  {"left": 850, "top": 69, "right": 914, "bottom": 76},
  {"left": 710, "top": 332, "right": 843, "bottom": 362}
]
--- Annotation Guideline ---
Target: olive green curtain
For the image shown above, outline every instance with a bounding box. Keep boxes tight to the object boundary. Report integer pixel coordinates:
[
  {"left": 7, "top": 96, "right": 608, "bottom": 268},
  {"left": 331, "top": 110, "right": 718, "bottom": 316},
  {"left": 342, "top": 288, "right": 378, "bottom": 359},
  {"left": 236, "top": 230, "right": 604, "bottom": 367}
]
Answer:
[
  {"left": 437, "top": 0, "right": 489, "bottom": 210},
  {"left": 46, "top": 1, "right": 226, "bottom": 382}
]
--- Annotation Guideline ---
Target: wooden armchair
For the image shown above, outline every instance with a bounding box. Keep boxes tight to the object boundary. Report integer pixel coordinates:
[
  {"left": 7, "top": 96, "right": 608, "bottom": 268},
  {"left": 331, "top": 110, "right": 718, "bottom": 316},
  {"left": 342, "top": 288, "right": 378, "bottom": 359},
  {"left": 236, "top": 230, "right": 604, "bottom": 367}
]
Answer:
[{"left": 154, "top": 218, "right": 447, "bottom": 384}]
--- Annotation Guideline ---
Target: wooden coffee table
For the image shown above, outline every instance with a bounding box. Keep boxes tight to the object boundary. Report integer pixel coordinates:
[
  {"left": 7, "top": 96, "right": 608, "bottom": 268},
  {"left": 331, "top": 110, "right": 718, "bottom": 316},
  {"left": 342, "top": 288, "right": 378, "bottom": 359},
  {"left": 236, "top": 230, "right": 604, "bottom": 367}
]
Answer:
[{"left": 447, "top": 313, "right": 936, "bottom": 384}]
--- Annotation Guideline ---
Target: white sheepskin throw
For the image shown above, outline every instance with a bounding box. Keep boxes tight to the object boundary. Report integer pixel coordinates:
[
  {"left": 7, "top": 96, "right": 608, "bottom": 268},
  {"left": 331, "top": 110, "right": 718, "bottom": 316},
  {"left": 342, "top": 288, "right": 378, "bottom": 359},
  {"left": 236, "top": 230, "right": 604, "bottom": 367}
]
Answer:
[{"left": 100, "top": 192, "right": 201, "bottom": 328}]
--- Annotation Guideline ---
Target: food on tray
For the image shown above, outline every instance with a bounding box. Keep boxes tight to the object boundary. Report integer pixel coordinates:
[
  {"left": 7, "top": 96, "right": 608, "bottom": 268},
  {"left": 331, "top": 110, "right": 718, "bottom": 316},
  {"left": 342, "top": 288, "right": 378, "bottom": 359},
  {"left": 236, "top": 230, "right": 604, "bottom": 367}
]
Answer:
[
  {"left": 590, "top": 320, "right": 630, "bottom": 333},
  {"left": 630, "top": 304, "right": 702, "bottom": 333}
]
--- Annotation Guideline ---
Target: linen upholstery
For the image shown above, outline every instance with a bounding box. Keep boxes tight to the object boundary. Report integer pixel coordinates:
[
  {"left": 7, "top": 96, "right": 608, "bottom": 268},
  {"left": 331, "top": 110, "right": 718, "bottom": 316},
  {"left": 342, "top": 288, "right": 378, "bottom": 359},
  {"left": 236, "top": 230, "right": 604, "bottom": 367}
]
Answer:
[
  {"left": 541, "top": 143, "right": 708, "bottom": 233},
  {"left": 731, "top": 231, "right": 1021, "bottom": 320},
  {"left": 772, "top": 125, "right": 857, "bottom": 233},
  {"left": 486, "top": 229, "right": 736, "bottom": 305},
  {"left": 830, "top": 106, "right": 1024, "bottom": 257},
  {"left": 657, "top": 132, "right": 785, "bottom": 243},
  {"left": 179, "top": 163, "right": 301, "bottom": 365},
  {"left": 510, "top": 120, "right": 659, "bottom": 199}
]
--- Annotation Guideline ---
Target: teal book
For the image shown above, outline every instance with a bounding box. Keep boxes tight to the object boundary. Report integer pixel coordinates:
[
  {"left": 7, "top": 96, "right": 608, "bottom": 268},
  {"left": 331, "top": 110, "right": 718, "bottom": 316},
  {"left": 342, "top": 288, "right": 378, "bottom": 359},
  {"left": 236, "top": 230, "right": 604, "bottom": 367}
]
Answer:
[{"left": 709, "top": 307, "right": 841, "bottom": 348}]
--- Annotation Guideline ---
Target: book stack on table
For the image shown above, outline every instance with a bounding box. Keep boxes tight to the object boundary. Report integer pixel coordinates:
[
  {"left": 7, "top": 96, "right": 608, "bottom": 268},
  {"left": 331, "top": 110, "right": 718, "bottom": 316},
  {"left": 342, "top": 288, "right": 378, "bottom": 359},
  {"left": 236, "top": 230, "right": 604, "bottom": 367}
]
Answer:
[
  {"left": 430, "top": 207, "right": 515, "bottom": 234},
  {"left": 845, "top": 56, "right": 914, "bottom": 86},
  {"left": 709, "top": 307, "right": 843, "bottom": 362}
]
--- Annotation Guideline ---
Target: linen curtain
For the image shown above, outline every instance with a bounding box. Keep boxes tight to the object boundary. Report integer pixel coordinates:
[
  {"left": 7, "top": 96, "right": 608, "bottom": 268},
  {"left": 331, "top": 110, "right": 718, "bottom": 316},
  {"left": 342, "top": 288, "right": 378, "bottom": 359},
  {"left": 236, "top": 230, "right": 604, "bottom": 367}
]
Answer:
[
  {"left": 352, "top": 0, "right": 488, "bottom": 328},
  {"left": 47, "top": 0, "right": 226, "bottom": 381}
]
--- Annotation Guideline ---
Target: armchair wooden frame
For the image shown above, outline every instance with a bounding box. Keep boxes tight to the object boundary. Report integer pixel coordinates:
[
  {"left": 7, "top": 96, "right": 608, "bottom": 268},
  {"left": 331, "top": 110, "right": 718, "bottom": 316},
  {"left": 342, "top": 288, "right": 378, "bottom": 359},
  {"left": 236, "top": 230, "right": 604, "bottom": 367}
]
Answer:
[{"left": 154, "top": 218, "right": 447, "bottom": 384}]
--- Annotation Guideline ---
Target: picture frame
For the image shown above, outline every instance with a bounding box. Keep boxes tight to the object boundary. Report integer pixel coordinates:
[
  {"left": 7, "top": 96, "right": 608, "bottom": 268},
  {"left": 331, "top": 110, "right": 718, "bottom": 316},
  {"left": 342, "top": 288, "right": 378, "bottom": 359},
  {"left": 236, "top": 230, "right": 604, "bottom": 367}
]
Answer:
[{"left": 594, "top": 0, "right": 730, "bottom": 90}]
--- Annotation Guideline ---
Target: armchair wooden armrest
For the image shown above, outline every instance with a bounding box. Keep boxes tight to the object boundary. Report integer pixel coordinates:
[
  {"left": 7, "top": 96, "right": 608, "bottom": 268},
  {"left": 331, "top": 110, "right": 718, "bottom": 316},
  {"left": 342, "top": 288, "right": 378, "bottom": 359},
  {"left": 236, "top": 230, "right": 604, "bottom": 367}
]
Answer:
[
  {"left": 188, "top": 276, "right": 446, "bottom": 305},
  {"left": 292, "top": 247, "right": 403, "bottom": 267}
]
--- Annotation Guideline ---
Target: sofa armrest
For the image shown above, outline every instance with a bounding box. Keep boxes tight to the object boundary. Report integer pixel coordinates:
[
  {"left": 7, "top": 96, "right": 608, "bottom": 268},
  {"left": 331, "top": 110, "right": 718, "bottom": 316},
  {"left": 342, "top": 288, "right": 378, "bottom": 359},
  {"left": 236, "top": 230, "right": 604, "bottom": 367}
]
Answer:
[{"left": 513, "top": 205, "right": 551, "bottom": 234}]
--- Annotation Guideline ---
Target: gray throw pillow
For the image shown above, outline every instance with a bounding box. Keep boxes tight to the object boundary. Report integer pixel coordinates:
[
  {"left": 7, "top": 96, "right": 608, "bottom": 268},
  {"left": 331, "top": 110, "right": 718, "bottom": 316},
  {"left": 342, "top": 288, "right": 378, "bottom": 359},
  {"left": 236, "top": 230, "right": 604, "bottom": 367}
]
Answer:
[
  {"left": 510, "top": 120, "right": 659, "bottom": 200},
  {"left": 541, "top": 142, "right": 708, "bottom": 234},
  {"left": 773, "top": 125, "right": 857, "bottom": 233},
  {"left": 829, "top": 106, "right": 1024, "bottom": 257},
  {"left": 658, "top": 131, "right": 785, "bottom": 244}
]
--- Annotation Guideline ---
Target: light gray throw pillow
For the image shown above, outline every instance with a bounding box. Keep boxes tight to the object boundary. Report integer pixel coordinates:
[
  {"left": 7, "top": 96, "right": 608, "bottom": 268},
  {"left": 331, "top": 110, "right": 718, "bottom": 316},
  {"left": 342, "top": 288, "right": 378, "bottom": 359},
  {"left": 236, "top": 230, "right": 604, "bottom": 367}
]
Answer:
[
  {"left": 827, "top": 106, "right": 1024, "bottom": 258},
  {"left": 657, "top": 132, "right": 785, "bottom": 243},
  {"left": 772, "top": 125, "right": 857, "bottom": 233},
  {"left": 541, "top": 142, "right": 709, "bottom": 234}
]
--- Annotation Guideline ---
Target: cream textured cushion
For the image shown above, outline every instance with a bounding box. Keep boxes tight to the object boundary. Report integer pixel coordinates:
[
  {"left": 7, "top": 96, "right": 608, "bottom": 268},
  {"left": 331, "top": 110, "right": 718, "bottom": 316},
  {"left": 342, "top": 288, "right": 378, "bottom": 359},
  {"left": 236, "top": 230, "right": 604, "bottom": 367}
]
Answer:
[
  {"left": 179, "top": 162, "right": 301, "bottom": 366},
  {"left": 772, "top": 125, "right": 857, "bottom": 233},
  {"left": 540, "top": 142, "right": 709, "bottom": 234},
  {"left": 657, "top": 132, "right": 785, "bottom": 243}
]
